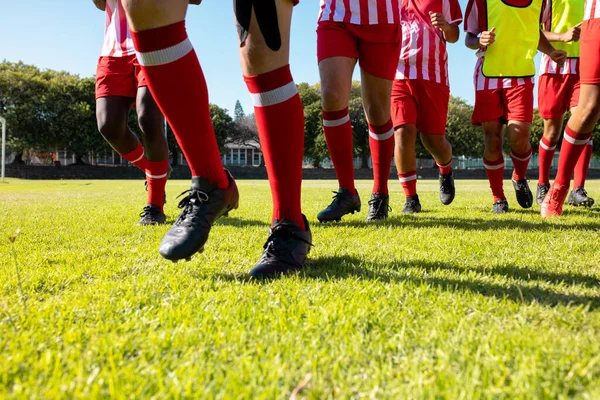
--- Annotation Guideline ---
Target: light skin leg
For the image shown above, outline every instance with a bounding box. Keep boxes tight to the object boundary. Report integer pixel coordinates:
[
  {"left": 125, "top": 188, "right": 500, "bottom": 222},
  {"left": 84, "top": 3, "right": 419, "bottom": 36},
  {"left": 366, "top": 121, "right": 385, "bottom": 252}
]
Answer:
[
  {"left": 319, "top": 57, "right": 356, "bottom": 112},
  {"left": 482, "top": 119, "right": 504, "bottom": 161},
  {"left": 567, "top": 84, "right": 600, "bottom": 133},
  {"left": 420, "top": 133, "right": 453, "bottom": 166},
  {"left": 122, "top": 0, "right": 188, "bottom": 31},
  {"left": 394, "top": 124, "right": 418, "bottom": 173},
  {"left": 360, "top": 69, "right": 393, "bottom": 126},
  {"left": 506, "top": 121, "right": 532, "bottom": 155}
]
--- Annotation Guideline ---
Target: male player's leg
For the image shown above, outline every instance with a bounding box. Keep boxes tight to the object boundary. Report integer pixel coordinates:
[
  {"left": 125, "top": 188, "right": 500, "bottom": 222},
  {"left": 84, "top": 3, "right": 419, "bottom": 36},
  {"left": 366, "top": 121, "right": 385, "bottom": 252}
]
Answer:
[
  {"left": 236, "top": 0, "right": 311, "bottom": 278},
  {"left": 358, "top": 24, "right": 400, "bottom": 222},
  {"left": 316, "top": 22, "right": 361, "bottom": 223},
  {"left": 542, "top": 19, "right": 600, "bottom": 217},
  {"left": 123, "top": 0, "right": 239, "bottom": 260},
  {"left": 391, "top": 80, "right": 421, "bottom": 215},
  {"left": 135, "top": 83, "right": 169, "bottom": 225}
]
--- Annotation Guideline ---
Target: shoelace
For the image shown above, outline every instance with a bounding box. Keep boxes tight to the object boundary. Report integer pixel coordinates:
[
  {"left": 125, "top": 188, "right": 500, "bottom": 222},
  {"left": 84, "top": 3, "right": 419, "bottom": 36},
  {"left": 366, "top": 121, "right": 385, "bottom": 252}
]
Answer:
[
  {"left": 578, "top": 188, "right": 589, "bottom": 197},
  {"left": 368, "top": 198, "right": 392, "bottom": 215},
  {"left": 440, "top": 176, "right": 453, "bottom": 193},
  {"left": 139, "top": 205, "right": 160, "bottom": 219},
  {"left": 262, "top": 224, "right": 313, "bottom": 258},
  {"left": 175, "top": 189, "right": 210, "bottom": 227}
]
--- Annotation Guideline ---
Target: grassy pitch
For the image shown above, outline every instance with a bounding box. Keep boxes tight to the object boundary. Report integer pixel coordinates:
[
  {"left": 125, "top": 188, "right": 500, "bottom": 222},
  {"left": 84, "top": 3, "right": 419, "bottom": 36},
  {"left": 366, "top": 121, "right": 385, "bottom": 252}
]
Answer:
[{"left": 1, "top": 179, "right": 600, "bottom": 399}]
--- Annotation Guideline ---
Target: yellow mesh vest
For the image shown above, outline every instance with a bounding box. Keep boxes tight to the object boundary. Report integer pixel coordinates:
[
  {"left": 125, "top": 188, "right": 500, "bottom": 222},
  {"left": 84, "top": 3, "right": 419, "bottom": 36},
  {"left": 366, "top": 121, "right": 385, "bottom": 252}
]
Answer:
[
  {"left": 482, "top": 0, "right": 543, "bottom": 78},
  {"left": 548, "top": 0, "right": 585, "bottom": 58}
]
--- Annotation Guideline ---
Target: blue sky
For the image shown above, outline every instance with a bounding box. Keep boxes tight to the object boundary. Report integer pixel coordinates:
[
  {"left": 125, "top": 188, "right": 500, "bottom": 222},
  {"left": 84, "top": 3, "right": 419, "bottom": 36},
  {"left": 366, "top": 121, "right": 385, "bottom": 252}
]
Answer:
[{"left": 0, "top": 0, "right": 542, "bottom": 114}]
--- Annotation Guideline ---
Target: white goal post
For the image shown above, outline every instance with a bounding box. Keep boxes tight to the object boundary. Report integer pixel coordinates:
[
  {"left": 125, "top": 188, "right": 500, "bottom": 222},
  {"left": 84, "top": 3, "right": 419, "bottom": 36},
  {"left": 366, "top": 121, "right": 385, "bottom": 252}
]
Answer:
[{"left": 0, "top": 116, "right": 6, "bottom": 182}]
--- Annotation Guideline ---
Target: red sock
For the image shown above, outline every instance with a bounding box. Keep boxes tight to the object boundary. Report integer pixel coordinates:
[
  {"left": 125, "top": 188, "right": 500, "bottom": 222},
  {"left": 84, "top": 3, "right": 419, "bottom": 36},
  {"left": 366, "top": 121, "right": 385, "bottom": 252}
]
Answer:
[
  {"left": 131, "top": 21, "right": 228, "bottom": 189},
  {"left": 538, "top": 136, "right": 557, "bottom": 185},
  {"left": 244, "top": 65, "right": 305, "bottom": 230},
  {"left": 574, "top": 139, "right": 593, "bottom": 188},
  {"left": 510, "top": 147, "right": 532, "bottom": 181},
  {"left": 555, "top": 126, "right": 593, "bottom": 186},
  {"left": 398, "top": 171, "right": 417, "bottom": 198},
  {"left": 146, "top": 160, "right": 169, "bottom": 211},
  {"left": 323, "top": 108, "right": 356, "bottom": 193},
  {"left": 484, "top": 157, "right": 506, "bottom": 201},
  {"left": 122, "top": 143, "right": 149, "bottom": 172},
  {"left": 369, "top": 119, "right": 394, "bottom": 195},
  {"left": 436, "top": 159, "right": 452, "bottom": 175}
]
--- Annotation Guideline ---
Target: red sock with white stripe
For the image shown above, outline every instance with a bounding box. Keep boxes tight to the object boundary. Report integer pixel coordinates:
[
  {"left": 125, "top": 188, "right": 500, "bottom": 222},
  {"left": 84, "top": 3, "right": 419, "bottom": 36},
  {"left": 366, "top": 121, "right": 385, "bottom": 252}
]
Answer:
[
  {"left": 538, "top": 137, "right": 557, "bottom": 185},
  {"left": 323, "top": 108, "right": 356, "bottom": 193},
  {"left": 436, "top": 159, "right": 452, "bottom": 175},
  {"left": 130, "top": 21, "right": 228, "bottom": 189},
  {"left": 573, "top": 139, "right": 593, "bottom": 188},
  {"left": 555, "top": 126, "right": 593, "bottom": 186},
  {"left": 398, "top": 171, "right": 417, "bottom": 198},
  {"left": 146, "top": 160, "right": 169, "bottom": 211},
  {"left": 244, "top": 65, "right": 305, "bottom": 230},
  {"left": 484, "top": 157, "right": 506, "bottom": 201},
  {"left": 369, "top": 119, "right": 394, "bottom": 195},
  {"left": 122, "top": 142, "right": 149, "bottom": 172},
  {"left": 510, "top": 147, "right": 532, "bottom": 181}
]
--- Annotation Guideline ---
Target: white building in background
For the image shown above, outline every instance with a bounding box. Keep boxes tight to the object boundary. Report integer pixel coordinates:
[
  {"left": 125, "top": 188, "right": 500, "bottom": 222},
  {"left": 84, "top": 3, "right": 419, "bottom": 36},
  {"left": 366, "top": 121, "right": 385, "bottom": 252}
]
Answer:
[{"left": 222, "top": 140, "right": 262, "bottom": 167}]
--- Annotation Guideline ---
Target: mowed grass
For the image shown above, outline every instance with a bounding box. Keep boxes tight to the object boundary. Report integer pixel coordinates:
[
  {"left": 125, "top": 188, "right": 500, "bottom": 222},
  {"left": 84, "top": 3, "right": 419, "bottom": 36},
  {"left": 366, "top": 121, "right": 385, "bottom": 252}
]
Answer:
[{"left": 1, "top": 178, "right": 600, "bottom": 399}]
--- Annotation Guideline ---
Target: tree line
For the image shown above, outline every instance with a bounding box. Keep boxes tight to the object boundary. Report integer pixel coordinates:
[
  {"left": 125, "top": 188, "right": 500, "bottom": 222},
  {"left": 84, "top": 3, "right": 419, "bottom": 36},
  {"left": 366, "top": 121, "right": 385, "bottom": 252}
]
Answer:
[{"left": 1, "top": 61, "right": 598, "bottom": 166}]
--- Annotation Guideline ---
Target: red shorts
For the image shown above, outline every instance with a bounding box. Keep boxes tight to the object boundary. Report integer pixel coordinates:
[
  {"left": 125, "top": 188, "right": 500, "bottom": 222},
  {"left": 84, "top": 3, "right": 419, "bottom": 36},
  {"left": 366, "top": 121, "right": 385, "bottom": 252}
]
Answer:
[
  {"left": 316, "top": 21, "right": 401, "bottom": 80},
  {"left": 95, "top": 55, "right": 146, "bottom": 99},
  {"left": 472, "top": 83, "right": 534, "bottom": 125},
  {"left": 391, "top": 79, "right": 449, "bottom": 134},
  {"left": 580, "top": 19, "right": 600, "bottom": 85},
  {"left": 538, "top": 73, "right": 580, "bottom": 119}
]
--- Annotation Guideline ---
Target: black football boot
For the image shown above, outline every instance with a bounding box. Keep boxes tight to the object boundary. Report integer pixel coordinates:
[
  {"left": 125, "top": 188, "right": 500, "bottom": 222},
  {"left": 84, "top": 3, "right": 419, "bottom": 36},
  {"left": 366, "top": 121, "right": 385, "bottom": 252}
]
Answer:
[
  {"left": 568, "top": 187, "right": 595, "bottom": 208},
  {"left": 317, "top": 188, "right": 361, "bottom": 222},
  {"left": 402, "top": 194, "right": 422, "bottom": 214},
  {"left": 536, "top": 183, "right": 550, "bottom": 206},
  {"left": 493, "top": 199, "right": 509, "bottom": 214},
  {"left": 366, "top": 193, "right": 391, "bottom": 222},
  {"left": 249, "top": 215, "right": 312, "bottom": 279},
  {"left": 159, "top": 170, "right": 239, "bottom": 262},
  {"left": 439, "top": 172, "right": 456, "bottom": 205},
  {"left": 137, "top": 204, "right": 167, "bottom": 226},
  {"left": 512, "top": 179, "right": 534, "bottom": 209}
]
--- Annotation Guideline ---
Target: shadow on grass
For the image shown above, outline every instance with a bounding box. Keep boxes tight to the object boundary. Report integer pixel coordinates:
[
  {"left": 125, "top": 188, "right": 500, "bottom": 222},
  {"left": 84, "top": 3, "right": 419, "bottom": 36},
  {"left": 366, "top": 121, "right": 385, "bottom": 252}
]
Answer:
[
  {"left": 216, "top": 217, "right": 268, "bottom": 228},
  {"left": 318, "top": 214, "right": 600, "bottom": 232},
  {"left": 211, "top": 255, "right": 600, "bottom": 309}
]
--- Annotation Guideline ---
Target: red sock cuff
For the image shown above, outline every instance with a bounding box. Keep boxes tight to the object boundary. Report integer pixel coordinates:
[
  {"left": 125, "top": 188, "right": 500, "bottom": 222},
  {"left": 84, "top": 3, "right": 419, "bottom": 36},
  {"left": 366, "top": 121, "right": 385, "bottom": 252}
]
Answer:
[
  {"left": 146, "top": 160, "right": 169, "bottom": 178},
  {"left": 483, "top": 157, "right": 505, "bottom": 167},
  {"left": 540, "top": 136, "right": 557, "bottom": 148},
  {"left": 368, "top": 119, "right": 394, "bottom": 135},
  {"left": 130, "top": 21, "right": 187, "bottom": 52},
  {"left": 399, "top": 171, "right": 417, "bottom": 179},
  {"left": 323, "top": 108, "right": 349, "bottom": 120},
  {"left": 244, "top": 65, "right": 293, "bottom": 93},
  {"left": 122, "top": 143, "right": 145, "bottom": 164},
  {"left": 565, "top": 126, "right": 593, "bottom": 142},
  {"left": 511, "top": 148, "right": 532, "bottom": 160},
  {"left": 436, "top": 159, "right": 452, "bottom": 168}
]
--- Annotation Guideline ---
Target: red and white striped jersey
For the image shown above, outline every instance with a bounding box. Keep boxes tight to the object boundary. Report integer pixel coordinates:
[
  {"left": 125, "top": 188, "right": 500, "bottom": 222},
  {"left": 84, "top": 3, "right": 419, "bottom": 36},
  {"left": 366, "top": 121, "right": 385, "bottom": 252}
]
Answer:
[
  {"left": 464, "top": 0, "right": 536, "bottom": 91},
  {"left": 585, "top": 0, "right": 600, "bottom": 20},
  {"left": 318, "top": 0, "right": 401, "bottom": 25},
  {"left": 100, "top": 0, "right": 135, "bottom": 57},
  {"left": 396, "top": 0, "right": 463, "bottom": 86},
  {"left": 540, "top": 0, "right": 579, "bottom": 75}
]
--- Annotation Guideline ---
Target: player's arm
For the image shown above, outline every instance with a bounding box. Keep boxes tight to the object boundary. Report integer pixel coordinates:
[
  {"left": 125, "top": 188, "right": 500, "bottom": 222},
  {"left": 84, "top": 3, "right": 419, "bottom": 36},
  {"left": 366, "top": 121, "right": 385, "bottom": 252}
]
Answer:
[
  {"left": 538, "top": 29, "right": 567, "bottom": 66},
  {"left": 429, "top": 12, "right": 460, "bottom": 43},
  {"left": 465, "top": 27, "right": 495, "bottom": 50},
  {"left": 542, "top": 23, "right": 582, "bottom": 43},
  {"left": 92, "top": 0, "right": 106, "bottom": 11}
]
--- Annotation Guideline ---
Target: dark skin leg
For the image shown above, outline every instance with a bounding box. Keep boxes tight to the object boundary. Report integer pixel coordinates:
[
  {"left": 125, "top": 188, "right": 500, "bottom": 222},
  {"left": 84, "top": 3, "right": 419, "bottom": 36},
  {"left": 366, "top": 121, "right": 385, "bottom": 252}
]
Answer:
[
  {"left": 136, "top": 86, "right": 168, "bottom": 161},
  {"left": 96, "top": 96, "right": 141, "bottom": 155}
]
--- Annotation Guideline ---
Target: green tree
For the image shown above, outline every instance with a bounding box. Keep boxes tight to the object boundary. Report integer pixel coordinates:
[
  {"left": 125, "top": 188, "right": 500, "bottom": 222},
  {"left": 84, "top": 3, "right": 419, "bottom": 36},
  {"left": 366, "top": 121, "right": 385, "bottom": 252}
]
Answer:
[{"left": 234, "top": 100, "right": 245, "bottom": 122}]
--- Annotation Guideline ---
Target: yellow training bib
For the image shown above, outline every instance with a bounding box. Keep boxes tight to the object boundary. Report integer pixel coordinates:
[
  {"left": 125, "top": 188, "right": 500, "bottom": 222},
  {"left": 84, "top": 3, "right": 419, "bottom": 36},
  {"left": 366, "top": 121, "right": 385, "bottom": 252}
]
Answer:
[
  {"left": 548, "top": 0, "right": 585, "bottom": 58},
  {"left": 482, "top": 0, "right": 543, "bottom": 78}
]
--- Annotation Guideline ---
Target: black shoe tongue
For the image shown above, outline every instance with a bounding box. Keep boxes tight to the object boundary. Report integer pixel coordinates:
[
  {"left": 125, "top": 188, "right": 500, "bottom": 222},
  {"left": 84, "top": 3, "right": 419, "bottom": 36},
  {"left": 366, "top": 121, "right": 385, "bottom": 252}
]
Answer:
[{"left": 191, "top": 176, "right": 218, "bottom": 192}]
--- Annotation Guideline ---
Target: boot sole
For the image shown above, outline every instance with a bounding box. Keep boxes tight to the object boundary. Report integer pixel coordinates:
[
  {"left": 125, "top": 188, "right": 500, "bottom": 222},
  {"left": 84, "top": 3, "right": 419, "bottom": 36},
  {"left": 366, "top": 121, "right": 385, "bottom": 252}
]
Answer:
[
  {"left": 569, "top": 199, "right": 595, "bottom": 208},
  {"left": 317, "top": 209, "right": 360, "bottom": 223}
]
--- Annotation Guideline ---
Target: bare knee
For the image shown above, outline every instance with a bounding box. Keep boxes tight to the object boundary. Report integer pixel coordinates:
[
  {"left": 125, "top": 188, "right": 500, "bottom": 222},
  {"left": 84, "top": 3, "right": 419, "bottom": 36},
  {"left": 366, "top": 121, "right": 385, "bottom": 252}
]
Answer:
[
  {"left": 578, "top": 102, "right": 600, "bottom": 128},
  {"left": 395, "top": 127, "right": 417, "bottom": 149},
  {"left": 321, "top": 85, "right": 350, "bottom": 112},
  {"left": 420, "top": 133, "right": 450, "bottom": 151},
  {"left": 363, "top": 100, "right": 390, "bottom": 126},
  {"left": 97, "top": 109, "right": 126, "bottom": 143}
]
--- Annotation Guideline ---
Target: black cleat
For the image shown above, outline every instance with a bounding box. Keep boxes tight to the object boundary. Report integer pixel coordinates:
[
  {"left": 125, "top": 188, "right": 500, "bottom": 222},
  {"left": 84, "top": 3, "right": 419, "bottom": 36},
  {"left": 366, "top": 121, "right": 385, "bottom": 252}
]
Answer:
[
  {"left": 568, "top": 186, "right": 595, "bottom": 208},
  {"left": 137, "top": 204, "right": 166, "bottom": 226},
  {"left": 493, "top": 199, "right": 509, "bottom": 214},
  {"left": 402, "top": 194, "right": 422, "bottom": 214},
  {"left": 159, "top": 170, "right": 239, "bottom": 262},
  {"left": 536, "top": 183, "right": 550, "bottom": 206},
  {"left": 512, "top": 179, "right": 533, "bottom": 209},
  {"left": 317, "top": 188, "right": 361, "bottom": 222},
  {"left": 366, "top": 193, "right": 391, "bottom": 222},
  {"left": 249, "top": 215, "right": 312, "bottom": 279},
  {"left": 439, "top": 172, "right": 456, "bottom": 205}
]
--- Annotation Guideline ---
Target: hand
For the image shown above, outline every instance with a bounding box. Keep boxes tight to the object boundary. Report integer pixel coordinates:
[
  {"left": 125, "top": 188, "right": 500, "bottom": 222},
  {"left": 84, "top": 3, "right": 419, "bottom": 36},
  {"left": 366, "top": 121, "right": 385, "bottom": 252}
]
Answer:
[
  {"left": 429, "top": 12, "right": 450, "bottom": 32},
  {"left": 479, "top": 27, "right": 496, "bottom": 47},
  {"left": 550, "top": 49, "right": 567, "bottom": 67},
  {"left": 189, "top": 0, "right": 202, "bottom": 4},
  {"left": 561, "top": 23, "right": 582, "bottom": 42}
]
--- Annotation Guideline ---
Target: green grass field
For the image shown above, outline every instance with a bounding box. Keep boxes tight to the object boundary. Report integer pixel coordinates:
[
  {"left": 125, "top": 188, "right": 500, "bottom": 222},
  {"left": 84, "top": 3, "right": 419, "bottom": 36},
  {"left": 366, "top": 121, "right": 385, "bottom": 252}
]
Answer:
[{"left": 1, "top": 178, "right": 600, "bottom": 399}]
